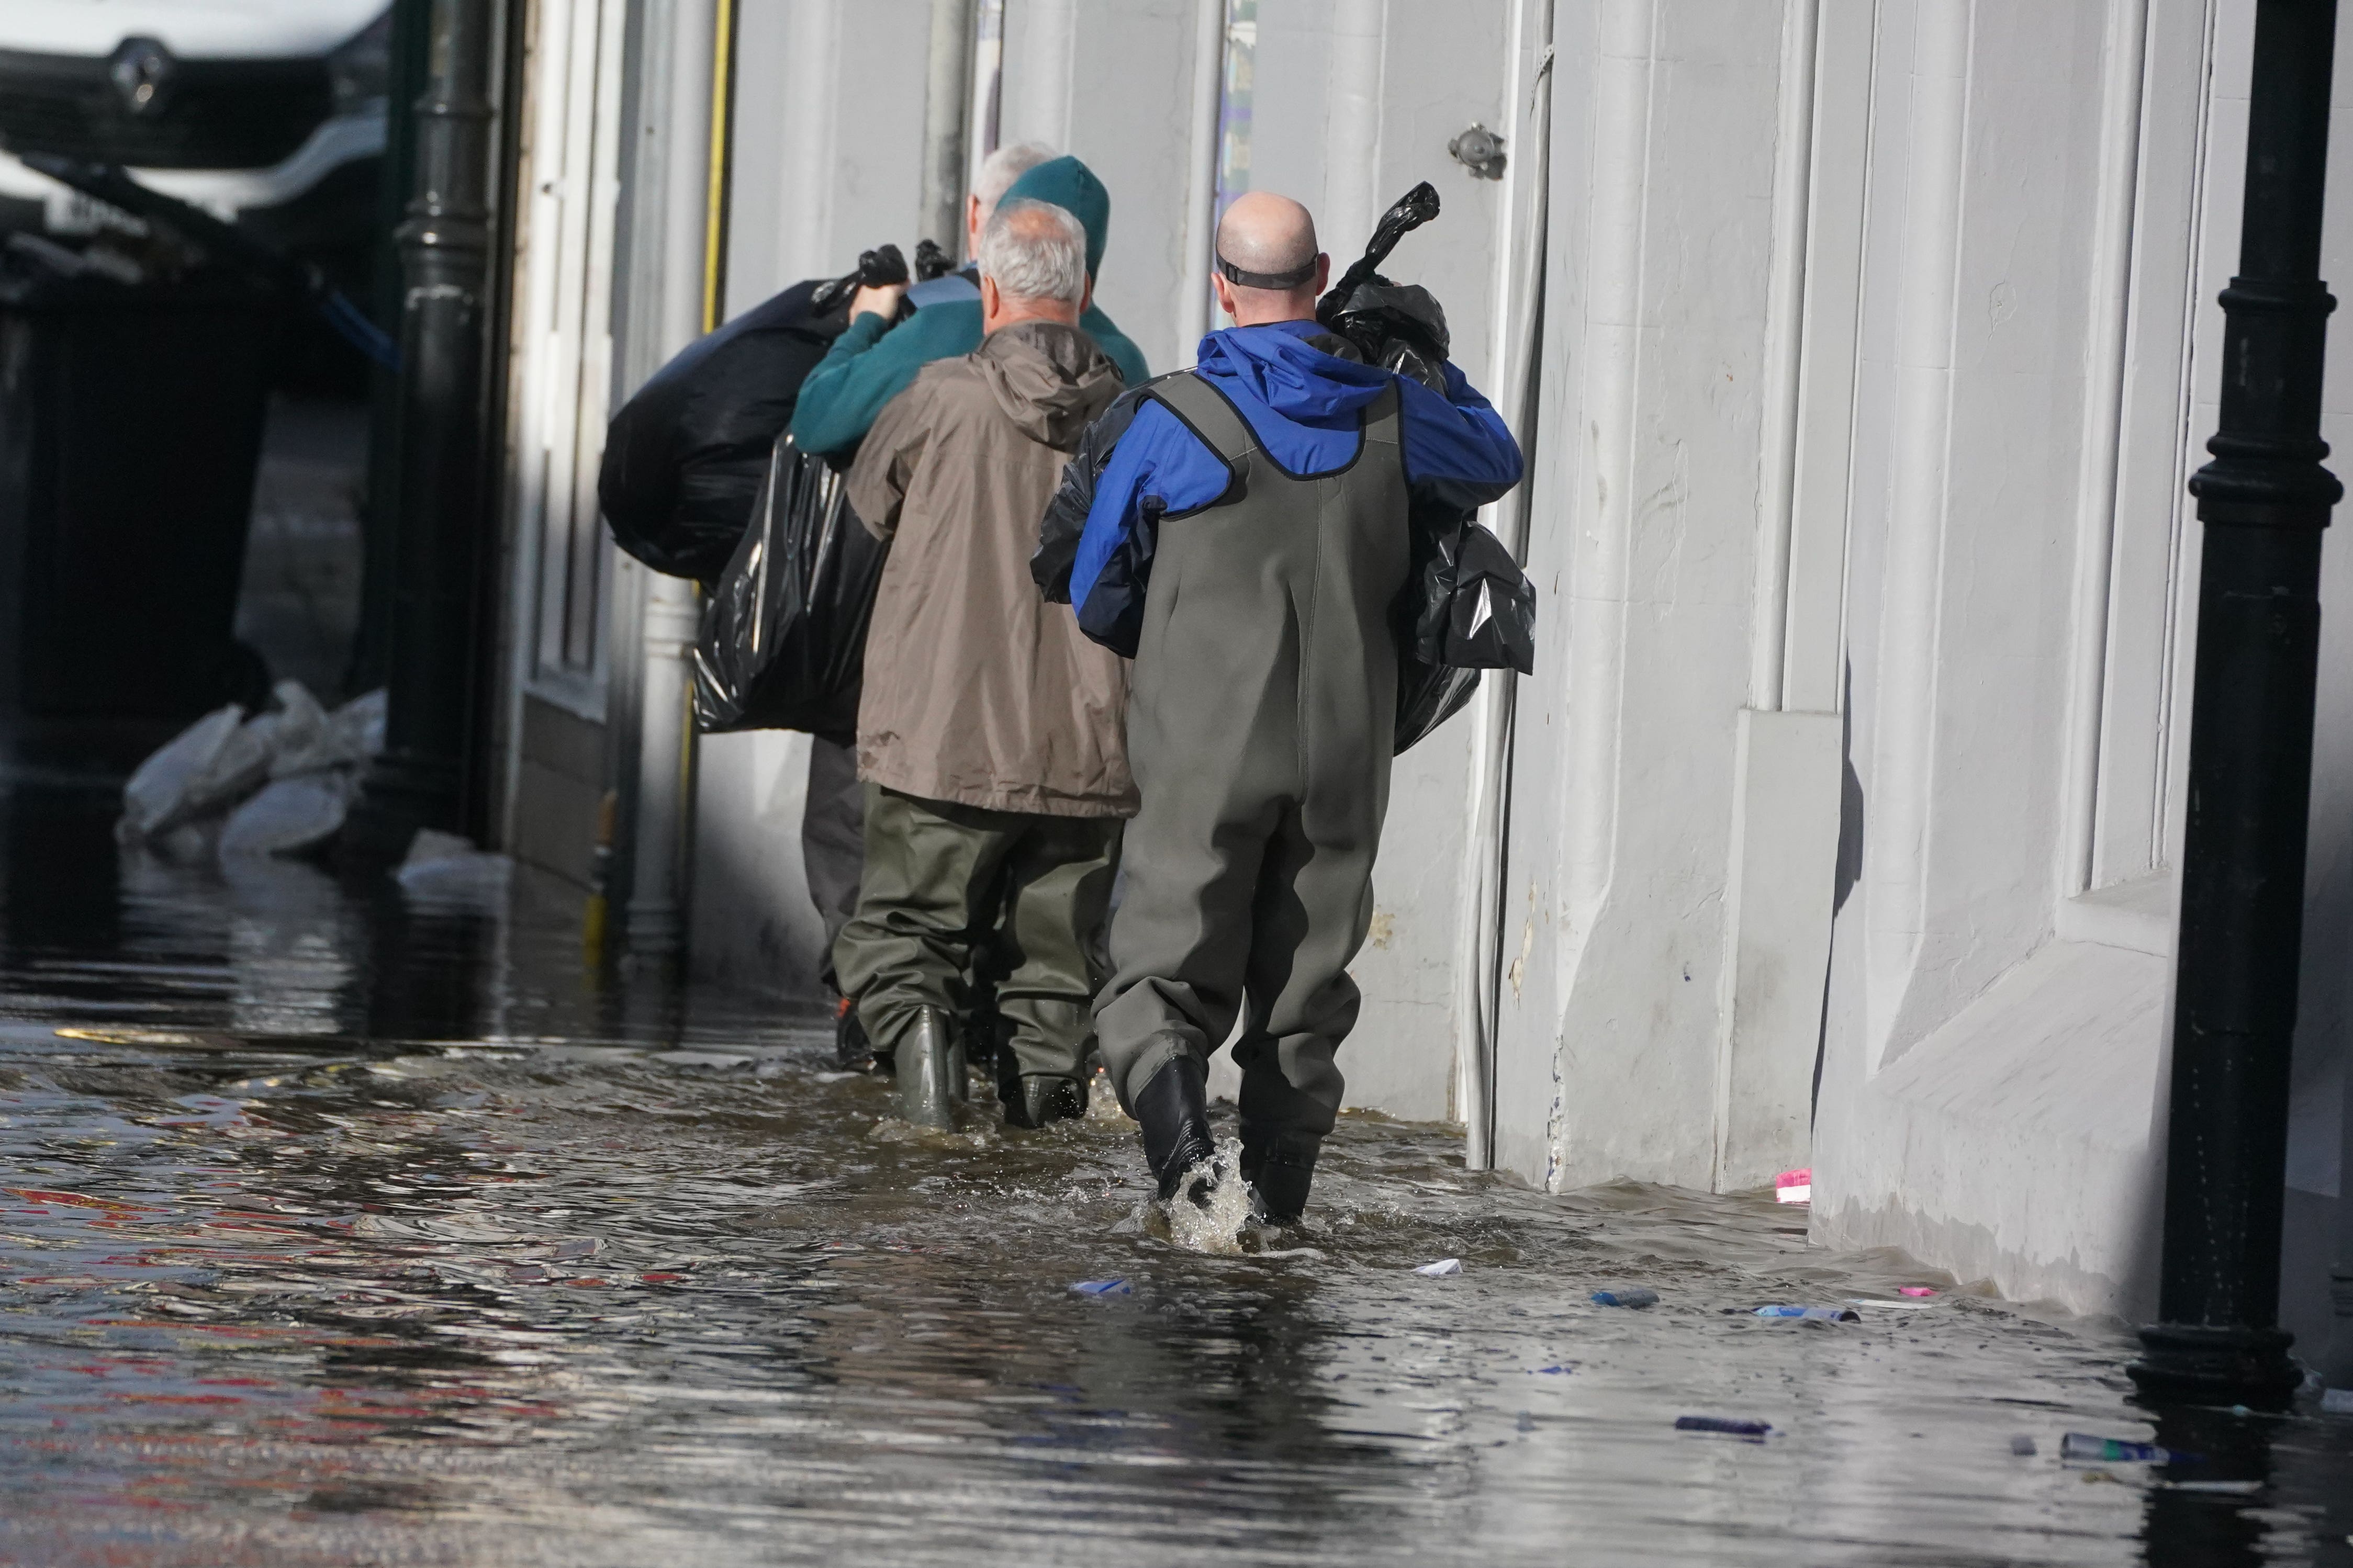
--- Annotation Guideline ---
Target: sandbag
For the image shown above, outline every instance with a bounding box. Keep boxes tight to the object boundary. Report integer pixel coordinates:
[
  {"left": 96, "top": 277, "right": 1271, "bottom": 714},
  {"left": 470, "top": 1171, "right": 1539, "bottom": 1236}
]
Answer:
[
  {"left": 220, "top": 772, "right": 352, "bottom": 859},
  {"left": 692, "top": 436, "right": 887, "bottom": 743},
  {"left": 119, "top": 703, "right": 244, "bottom": 840}
]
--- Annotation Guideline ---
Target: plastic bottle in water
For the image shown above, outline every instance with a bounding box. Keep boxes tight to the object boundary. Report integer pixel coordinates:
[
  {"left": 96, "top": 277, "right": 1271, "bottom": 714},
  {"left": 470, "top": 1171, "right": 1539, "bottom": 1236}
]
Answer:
[{"left": 2061, "top": 1432, "right": 2180, "bottom": 1463}]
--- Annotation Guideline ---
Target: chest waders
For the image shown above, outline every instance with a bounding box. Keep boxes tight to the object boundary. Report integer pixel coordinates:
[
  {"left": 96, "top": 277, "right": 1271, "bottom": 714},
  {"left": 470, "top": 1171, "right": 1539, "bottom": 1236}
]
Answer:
[{"left": 1094, "top": 373, "right": 1409, "bottom": 1220}]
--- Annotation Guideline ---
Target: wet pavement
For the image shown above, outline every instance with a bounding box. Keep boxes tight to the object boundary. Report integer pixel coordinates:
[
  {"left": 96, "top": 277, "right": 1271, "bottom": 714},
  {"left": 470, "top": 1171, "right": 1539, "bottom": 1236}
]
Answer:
[{"left": 1, "top": 777, "right": 2349, "bottom": 1566}]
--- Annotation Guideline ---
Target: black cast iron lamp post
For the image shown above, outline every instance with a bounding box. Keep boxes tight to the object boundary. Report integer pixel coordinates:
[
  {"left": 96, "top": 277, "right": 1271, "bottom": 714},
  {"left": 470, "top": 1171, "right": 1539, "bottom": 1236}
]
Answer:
[
  {"left": 2132, "top": 0, "right": 2339, "bottom": 1404},
  {"left": 346, "top": 0, "right": 497, "bottom": 860}
]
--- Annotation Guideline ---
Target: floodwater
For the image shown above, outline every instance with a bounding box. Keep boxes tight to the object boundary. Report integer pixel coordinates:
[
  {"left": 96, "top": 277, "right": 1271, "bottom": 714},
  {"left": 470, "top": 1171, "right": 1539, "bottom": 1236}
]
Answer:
[{"left": 1, "top": 780, "right": 2348, "bottom": 1567}]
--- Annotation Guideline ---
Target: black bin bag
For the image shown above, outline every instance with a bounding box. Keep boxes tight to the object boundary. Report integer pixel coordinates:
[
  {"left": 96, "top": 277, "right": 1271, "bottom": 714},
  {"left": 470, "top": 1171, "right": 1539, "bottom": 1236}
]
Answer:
[
  {"left": 600, "top": 246, "right": 909, "bottom": 582},
  {"left": 1413, "top": 520, "right": 1536, "bottom": 674},
  {"left": 692, "top": 436, "right": 886, "bottom": 743},
  {"left": 599, "top": 280, "right": 841, "bottom": 581},
  {"left": 1314, "top": 181, "right": 1540, "bottom": 754},
  {"left": 1393, "top": 513, "right": 1536, "bottom": 754}
]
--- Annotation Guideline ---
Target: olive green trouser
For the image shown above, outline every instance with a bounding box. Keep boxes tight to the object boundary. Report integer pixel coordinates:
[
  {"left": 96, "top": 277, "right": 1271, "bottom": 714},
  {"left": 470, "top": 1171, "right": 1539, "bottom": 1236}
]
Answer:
[
  {"left": 834, "top": 786, "right": 1123, "bottom": 1084},
  {"left": 1093, "top": 376, "right": 1408, "bottom": 1150}
]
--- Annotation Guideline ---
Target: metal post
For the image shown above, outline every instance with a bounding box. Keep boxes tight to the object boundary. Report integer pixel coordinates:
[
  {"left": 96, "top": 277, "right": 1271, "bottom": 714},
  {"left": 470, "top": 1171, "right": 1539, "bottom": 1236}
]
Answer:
[
  {"left": 920, "top": 0, "right": 978, "bottom": 256},
  {"left": 2130, "top": 0, "right": 2339, "bottom": 1405},
  {"left": 346, "top": 0, "right": 498, "bottom": 861},
  {"left": 619, "top": 0, "right": 716, "bottom": 961}
]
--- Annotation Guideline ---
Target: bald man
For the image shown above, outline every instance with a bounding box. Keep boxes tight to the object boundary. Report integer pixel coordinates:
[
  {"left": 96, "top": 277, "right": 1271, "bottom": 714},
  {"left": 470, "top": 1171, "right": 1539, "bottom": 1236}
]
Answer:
[{"left": 1039, "top": 191, "right": 1523, "bottom": 1222}]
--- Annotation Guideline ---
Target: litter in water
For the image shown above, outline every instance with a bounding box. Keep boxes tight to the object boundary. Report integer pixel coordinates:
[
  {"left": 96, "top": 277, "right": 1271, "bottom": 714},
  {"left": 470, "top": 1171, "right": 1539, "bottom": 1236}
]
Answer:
[
  {"left": 1676, "top": 1415, "right": 1771, "bottom": 1437},
  {"left": 1774, "top": 1168, "right": 1811, "bottom": 1204},
  {"left": 2322, "top": 1387, "right": 2353, "bottom": 1414},
  {"left": 2010, "top": 1435, "right": 2037, "bottom": 1456},
  {"left": 1415, "top": 1258, "right": 1464, "bottom": 1277},
  {"left": 2161, "top": 1480, "right": 2262, "bottom": 1495},
  {"left": 1592, "top": 1287, "right": 1659, "bottom": 1308},
  {"left": 1749, "top": 1305, "right": 1860, "bottom": 1323},
  {"left": 1069, "top": 1279, "right": 1132, "bottom": 1296},
  {"left": 1898, "top": 1286, "right": 1938, "bottom": 1298},
  {"left": 2061, "top": 1432, "right": 2193, "bottom": 1464}
]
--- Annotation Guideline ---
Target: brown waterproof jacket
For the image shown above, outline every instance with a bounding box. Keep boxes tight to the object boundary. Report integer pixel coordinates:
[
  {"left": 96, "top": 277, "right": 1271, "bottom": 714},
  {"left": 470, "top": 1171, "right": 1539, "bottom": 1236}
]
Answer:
[{"left": 846, "top": 319, "right": 1135, "bottom": 817}]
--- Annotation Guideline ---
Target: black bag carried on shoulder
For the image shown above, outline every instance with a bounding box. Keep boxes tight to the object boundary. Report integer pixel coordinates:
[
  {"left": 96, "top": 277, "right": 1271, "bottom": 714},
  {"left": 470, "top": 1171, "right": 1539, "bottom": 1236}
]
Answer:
[
  {"left": 1392, "top": 511, "right": 1537, "bottom": 753},
  {"left": 1312, "top": 182, "right": 1538, "bottom": 753},
  {"left": 691, "top": 435, "right": 887, "bottom": 743},
  {"left": 1411, "top": 518, "right": 1536, "bottom": 674},
  {"left": 600, "top": 247, "right": 911, "bottom": 583}
]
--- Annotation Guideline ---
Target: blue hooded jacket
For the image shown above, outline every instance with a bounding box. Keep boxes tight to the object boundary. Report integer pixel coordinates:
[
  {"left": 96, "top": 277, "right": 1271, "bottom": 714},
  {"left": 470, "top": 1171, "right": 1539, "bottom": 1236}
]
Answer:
[{"left": 1051, "top": 320, "right": 1523, "bottom": 656}]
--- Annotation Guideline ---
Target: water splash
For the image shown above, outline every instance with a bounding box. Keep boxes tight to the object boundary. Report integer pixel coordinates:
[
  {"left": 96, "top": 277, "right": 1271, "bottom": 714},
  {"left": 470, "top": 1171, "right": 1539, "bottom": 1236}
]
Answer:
[
  {"left": 1164, "top": 1135, "right": 1255, "bottom": 1255},
  {"left": 1084, "top": 1067, "right": 1130, "bottom": 1124}
]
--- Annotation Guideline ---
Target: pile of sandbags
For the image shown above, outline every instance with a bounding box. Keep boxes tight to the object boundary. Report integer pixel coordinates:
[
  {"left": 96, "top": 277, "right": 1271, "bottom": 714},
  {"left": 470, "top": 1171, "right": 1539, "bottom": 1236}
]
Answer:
[{"left": 118, "top": 683, "right": 387, "bottom": 859}]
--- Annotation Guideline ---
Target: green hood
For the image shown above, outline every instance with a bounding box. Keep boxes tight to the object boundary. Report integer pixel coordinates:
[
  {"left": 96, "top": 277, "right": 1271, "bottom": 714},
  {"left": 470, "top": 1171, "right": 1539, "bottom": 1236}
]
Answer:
[{"left": 1002, "top": 155, "right": 1110, "bottom": 278}]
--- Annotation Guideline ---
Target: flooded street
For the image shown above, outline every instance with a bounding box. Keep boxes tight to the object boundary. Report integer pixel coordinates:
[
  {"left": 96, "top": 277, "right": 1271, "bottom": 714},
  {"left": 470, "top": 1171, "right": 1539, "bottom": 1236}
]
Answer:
[{"left": 0, "top": 779, "right": 2347, "bottom": 1567}]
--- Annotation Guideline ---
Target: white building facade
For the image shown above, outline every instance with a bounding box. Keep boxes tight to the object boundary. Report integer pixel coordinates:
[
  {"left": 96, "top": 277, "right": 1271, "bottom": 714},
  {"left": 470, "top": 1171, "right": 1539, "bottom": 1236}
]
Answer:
[{"left": 488, "top": 0, "right": 2353, "bottom": 1371}]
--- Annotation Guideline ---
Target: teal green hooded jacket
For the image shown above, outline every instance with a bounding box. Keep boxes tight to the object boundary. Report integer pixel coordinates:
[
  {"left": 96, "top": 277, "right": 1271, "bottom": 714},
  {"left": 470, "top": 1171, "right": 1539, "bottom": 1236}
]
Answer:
[{"left": 788, "top": 156, "right": 1150, "bottom": 457}]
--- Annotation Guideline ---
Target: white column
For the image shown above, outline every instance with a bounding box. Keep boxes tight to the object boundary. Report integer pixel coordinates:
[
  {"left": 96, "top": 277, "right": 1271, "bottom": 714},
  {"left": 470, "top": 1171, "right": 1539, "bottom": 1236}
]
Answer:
[
  {"left": 1321, "top": 0, "right": 1389, "bottom": 256},
  {"left": 1748, "top": 0, "right": 1821, "bottom": 714},
  {"left": 2057, "top": 0, "right": 2152, "bottom": 900},
  {"left": 1708, "top": 0, "right": 1842, "bottom": 1193},
  {"left": 1172, "top": 0, "right": 1226, "bottom": 360},
  {"left": 1861, "top": 0, "right": 1973, "bottom": 1062},
  {"left": 1000, "top": 0, "right": 1077, "bottom": 151}
]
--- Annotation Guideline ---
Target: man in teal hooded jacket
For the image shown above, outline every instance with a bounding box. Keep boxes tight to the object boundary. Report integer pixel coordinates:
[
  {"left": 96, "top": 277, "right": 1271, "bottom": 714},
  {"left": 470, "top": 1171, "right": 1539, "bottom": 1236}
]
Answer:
[{"left": 789, "top": 155, "right": 1150, "bottom": 456}]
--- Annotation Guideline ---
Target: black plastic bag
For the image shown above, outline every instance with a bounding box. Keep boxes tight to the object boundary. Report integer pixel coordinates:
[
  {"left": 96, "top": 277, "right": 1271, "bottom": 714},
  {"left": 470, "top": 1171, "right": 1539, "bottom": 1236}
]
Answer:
[
  {"left": 1392, "top": 512, "right": 1536, "bottom": 752},
  {"left": 1413, "top": 519, "right": 1536, "bottom": 674},
  {"left": 601, "top": 246, "right": 909, "bottom": 583},
  {"left": 1395, "top": 661, "right": 1482, "bottom": 754},
  {"left": 1318, "top": 182, "right": 1453, "bottom": 391},
  {"left": 692, "top": 436, "right": 887, "bottom": 742}
]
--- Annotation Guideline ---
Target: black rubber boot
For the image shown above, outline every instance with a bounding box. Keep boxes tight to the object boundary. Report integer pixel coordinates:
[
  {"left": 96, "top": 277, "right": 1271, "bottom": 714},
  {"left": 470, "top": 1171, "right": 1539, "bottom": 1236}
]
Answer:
[
  {"left": 834, "top": 993, "right": 875, "bottom": 1071},
  {"left": 895, "top": 1007, "right": 966, "bottom": 1129},
  {"left": 1240, "top": 1124, "right": 1321, "bottom": 1225},
  {"left": 1134, "top": 1054, "right": 1218, "bottom": 1205},
  {"left": 1003, "top": 1074, "right": 1088, "bottom": 1129}
]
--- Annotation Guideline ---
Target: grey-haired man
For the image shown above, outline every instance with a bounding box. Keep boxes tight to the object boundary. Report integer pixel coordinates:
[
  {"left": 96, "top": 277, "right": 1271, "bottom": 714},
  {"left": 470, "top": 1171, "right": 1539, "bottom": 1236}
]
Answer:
[{"left": 834, "top": 200, "right": 1136, "bottom": 1131}]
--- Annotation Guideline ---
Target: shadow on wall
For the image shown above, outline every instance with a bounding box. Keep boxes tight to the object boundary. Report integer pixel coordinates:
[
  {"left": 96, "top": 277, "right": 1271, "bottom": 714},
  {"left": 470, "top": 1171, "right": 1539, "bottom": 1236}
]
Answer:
[{"left": 689, "top": 728, "right": 834, "bottom": 1009}]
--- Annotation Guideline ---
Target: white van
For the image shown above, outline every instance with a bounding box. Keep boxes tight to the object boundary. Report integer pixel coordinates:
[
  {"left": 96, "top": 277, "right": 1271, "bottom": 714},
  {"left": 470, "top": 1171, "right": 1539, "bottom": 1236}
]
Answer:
[{"left": 0, "top": 1, "right": 391, "bottom": 251}]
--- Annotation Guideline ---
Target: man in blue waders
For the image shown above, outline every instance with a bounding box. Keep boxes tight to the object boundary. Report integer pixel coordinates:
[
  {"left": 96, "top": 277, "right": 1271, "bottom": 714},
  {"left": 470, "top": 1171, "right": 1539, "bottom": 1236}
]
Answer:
[{"left": 1046, "top": 191, "right": 1523, "bottom": 1224}]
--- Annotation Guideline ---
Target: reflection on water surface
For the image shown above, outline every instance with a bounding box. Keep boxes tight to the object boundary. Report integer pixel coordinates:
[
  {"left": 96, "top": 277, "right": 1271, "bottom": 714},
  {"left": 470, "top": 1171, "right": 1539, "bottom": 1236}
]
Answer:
[{"left": 0, "top": 781, "right": 2347, "bottom": 1566}]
